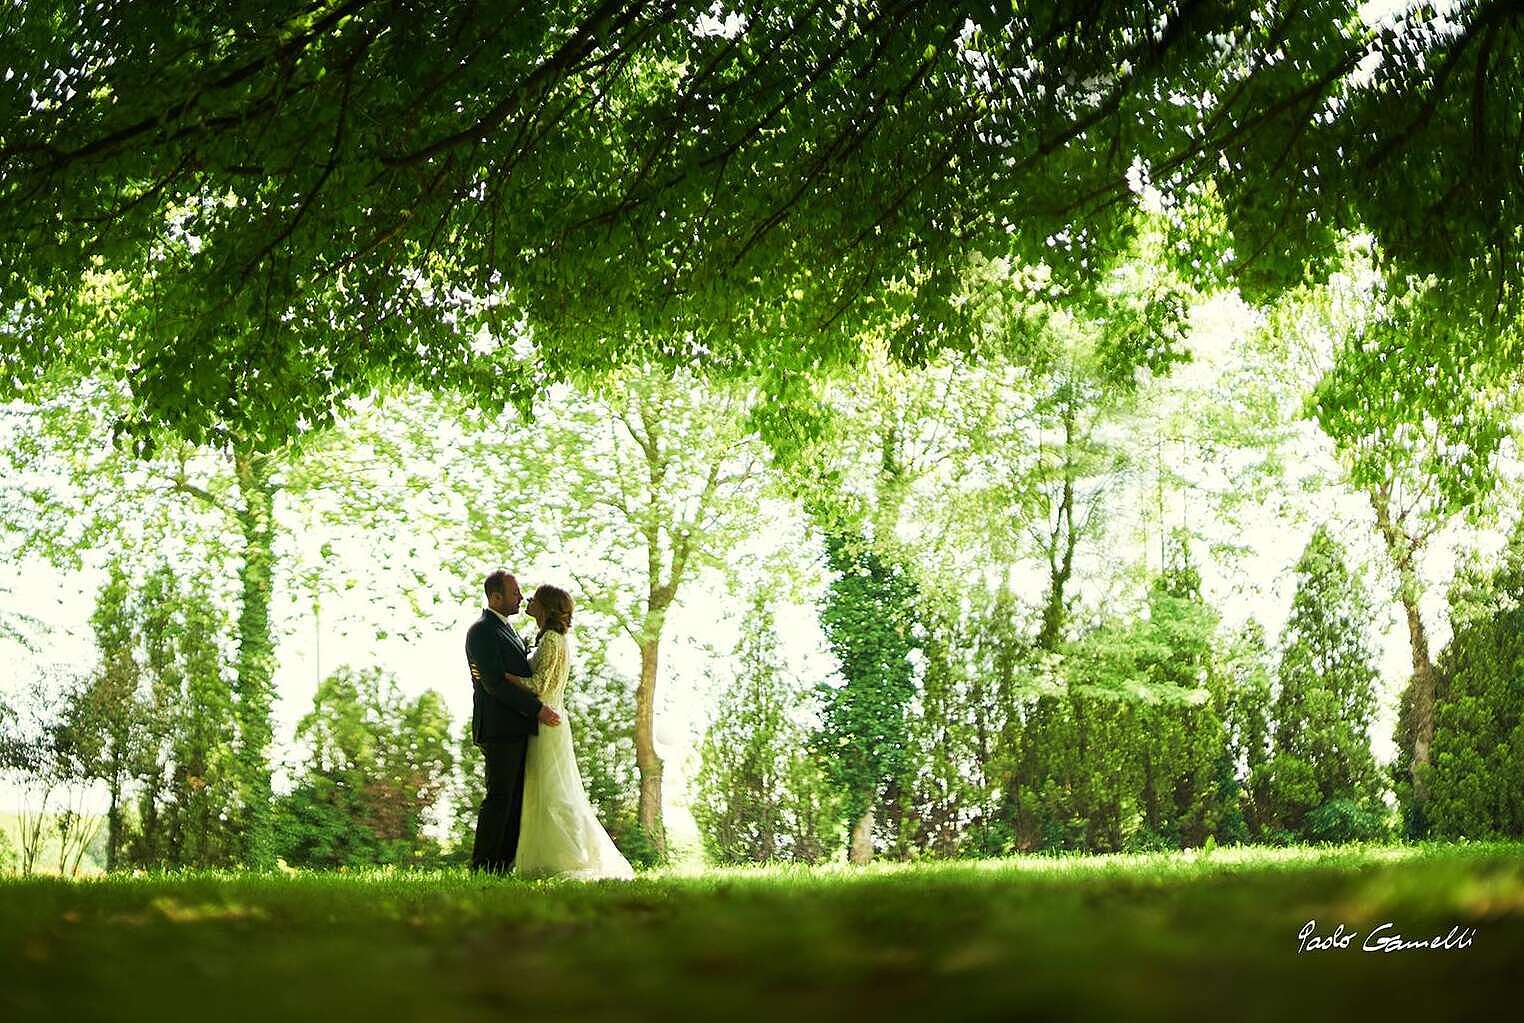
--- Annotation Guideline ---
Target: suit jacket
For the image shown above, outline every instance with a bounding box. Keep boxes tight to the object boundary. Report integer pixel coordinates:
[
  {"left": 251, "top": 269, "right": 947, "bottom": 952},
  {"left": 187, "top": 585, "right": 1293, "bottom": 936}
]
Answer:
[{"left": 466, "top": 609, "right": 542, "bottom": 744}]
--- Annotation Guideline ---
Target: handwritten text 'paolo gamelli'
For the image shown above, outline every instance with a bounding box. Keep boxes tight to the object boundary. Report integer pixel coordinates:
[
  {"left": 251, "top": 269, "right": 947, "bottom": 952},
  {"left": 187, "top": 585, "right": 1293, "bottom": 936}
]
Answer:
[{"left": 1297, "top": 920, "right": 1477, "bottom": 953}]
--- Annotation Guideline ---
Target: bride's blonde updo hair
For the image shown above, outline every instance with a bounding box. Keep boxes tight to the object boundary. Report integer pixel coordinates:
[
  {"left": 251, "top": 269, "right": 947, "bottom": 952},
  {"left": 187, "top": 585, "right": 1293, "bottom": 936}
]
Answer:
[{"left": 534, "top": 585, "right": 574, "bottom": 634}]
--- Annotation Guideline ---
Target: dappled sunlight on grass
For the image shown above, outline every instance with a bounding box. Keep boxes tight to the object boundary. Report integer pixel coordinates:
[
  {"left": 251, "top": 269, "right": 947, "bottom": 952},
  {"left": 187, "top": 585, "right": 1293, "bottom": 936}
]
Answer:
[
  {"left": 649, "top": 839, "right": 1444, "bottom": 888},
  {"left": 4, "top": 843, "right": 1523, "bottom": 1022}
]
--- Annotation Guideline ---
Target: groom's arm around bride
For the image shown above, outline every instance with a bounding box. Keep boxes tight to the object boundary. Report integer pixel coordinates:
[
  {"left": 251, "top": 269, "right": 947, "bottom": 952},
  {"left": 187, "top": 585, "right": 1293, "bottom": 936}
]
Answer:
[{"left": 466, "top": 615, "right": 559, "bottom": 733}]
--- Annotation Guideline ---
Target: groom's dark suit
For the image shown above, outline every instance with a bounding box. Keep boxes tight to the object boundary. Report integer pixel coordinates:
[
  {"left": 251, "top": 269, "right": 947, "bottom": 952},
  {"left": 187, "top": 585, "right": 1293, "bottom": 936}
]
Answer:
[{"left": 466, "top": 608, "right": 542, "bottom": 874}]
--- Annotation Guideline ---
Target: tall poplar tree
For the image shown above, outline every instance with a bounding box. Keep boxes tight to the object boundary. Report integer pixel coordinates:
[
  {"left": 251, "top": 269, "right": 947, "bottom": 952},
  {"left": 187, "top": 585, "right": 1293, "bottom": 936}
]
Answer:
[{"left": 1264, "top": 525, "right": 1387, "bottom": 842}]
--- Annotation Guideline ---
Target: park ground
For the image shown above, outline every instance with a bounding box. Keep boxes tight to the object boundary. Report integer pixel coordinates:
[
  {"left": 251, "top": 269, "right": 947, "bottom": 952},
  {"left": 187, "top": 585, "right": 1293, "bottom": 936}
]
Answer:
[{"left": 4, "top": 841, "right": 1523, "bottom": 1022}]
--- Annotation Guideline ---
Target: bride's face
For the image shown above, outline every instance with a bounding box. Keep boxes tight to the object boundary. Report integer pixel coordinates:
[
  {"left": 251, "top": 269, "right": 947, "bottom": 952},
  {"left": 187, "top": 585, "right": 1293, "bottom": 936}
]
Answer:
[{"left": 526, "top": 593, "right": 545, "bottom": 627}]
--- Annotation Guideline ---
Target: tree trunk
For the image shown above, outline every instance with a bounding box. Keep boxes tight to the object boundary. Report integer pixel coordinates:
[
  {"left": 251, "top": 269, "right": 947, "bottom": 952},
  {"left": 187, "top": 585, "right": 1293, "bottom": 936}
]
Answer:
[
  {"left": 234, "top": 449, "right": 278, "bottom": 869},
  {"left": 635, "top": 635, "right": 666, "bottom": 857},
  {"left": 1369, "top": 485, "right": 1438, "bottom": 814},
  {"left": 1399, "top": 594, "right": 1438, "bottom": 804},
  {"left": 1036, "top": 552, "right": 1071, "bottom": 652},
  {"left": 138, "top": 784, "right": 160, "bottom": 865},
  {"left": 1037, "top": 406, "right": 1078, "bottom": 653},
  {"left": 849, "top": 804, "right": 875, "bottom": 864},
  {"left": 106, "top": 762, "right": 121, "bottom": 873}
]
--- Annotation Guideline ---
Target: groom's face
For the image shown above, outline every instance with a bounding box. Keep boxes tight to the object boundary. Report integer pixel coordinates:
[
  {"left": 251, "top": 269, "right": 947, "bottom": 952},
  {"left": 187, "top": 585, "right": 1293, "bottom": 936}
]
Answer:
[{"left": 487, "top": 575, "right": 523, "bottom": 615}]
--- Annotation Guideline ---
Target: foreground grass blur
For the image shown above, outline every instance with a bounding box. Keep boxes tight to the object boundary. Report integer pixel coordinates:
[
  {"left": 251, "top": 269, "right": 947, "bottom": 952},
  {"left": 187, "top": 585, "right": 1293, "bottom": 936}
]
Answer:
[{"left": 5, "top": 841, "right": 1523, "bottom": 1022}]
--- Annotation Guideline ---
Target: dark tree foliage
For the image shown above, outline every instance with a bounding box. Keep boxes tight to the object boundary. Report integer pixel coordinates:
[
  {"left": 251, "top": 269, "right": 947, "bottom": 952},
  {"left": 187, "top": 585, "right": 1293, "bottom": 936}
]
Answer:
[
  {"left": 1221, "top": 621, "right": 1276, "bottom": 841},
  {"left": 5, "top": 2, "right": 1522, "bottom": 448},
  {"left": 1424, "top": 520, "right": 1524, "bottom": 839},
  {"left": 891, "top": 583, "right": 1000, "bottom": 860},
  {"left": 1008, "top": 691, "right": 1125, "bottom": 854},
  {"left": 1308, "top": 270, "right": 1522, "bottom": 826},
  {"left": 1129, "top": 544, "right": 1237, "bottom": 851}
]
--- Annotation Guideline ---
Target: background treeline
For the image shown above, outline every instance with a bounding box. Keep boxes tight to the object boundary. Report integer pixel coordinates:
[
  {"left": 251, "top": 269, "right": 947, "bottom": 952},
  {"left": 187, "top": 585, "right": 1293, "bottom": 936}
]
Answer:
[
  {"left": 9, "top": 509, "right": 1524, "bottom": 876},
  {"left": 5, "top": 240, "right": 1524, "bottom": 873},
  {"left": 693, "top": 527, "right": 1524, "bottom": 865},
  {"left": 694, "top": 526, "right": 1392, "bottom": 863}
]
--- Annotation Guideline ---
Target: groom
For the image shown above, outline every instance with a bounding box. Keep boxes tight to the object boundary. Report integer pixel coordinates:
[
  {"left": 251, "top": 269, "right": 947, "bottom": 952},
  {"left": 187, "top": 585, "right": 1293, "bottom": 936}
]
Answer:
[{"left": 466, "top": 569, "right": 561, "bottom": 875}]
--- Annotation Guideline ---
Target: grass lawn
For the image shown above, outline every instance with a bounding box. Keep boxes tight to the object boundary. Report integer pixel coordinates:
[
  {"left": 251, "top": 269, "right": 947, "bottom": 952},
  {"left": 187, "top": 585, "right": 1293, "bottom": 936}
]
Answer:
[{"left": 4, "top": 841, "right": 1523, "bottom": 1022}]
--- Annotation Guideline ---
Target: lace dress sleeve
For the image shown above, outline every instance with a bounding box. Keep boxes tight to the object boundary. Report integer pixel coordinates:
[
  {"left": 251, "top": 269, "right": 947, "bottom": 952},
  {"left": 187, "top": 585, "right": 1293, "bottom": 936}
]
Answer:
[{"left": 528, "top": 631, "right": 565, "bottom": 697}]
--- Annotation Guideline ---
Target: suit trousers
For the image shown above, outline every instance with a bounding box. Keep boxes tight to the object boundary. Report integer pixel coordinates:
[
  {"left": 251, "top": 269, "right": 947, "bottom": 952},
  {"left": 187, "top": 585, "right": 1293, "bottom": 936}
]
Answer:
[{"left": 471, "top": 737, "right": 530, "bottom": 875}]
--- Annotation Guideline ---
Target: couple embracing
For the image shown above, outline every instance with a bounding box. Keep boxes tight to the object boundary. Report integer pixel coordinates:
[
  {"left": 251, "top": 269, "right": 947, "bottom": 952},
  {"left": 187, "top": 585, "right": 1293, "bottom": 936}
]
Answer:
[{"left": 465, "top": 570, "right": 634, "bottom": 880}]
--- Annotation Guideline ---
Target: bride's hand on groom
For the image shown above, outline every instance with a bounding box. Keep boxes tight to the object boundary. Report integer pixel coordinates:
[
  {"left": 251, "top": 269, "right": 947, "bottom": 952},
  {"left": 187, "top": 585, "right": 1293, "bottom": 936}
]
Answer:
[{"left": 538, "top": 704, "right": 561, "bottom": 727}]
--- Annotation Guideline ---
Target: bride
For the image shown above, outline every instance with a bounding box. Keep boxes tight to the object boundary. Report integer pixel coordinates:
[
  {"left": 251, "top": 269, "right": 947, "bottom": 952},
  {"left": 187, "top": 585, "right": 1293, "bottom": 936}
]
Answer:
[{"left": 506, "top": 584, "right": 635, "bottom": 881}]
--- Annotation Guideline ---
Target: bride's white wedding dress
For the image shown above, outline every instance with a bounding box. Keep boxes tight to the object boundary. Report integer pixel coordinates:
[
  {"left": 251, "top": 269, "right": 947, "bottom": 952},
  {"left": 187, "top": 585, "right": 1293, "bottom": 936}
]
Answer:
[{"left": 514, "top": 628, "right": 636, "bottom": 880}]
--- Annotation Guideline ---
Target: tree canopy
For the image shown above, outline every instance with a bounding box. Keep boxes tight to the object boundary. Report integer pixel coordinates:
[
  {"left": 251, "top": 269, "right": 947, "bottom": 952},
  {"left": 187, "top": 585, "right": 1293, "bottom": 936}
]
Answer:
[{"left": 4, "top": 1, "right": 1522, "bottom": 447}]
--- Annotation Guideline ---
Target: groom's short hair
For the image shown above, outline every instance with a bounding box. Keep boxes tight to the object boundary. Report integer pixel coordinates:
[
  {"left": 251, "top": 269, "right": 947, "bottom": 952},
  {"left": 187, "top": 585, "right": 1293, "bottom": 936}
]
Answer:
[{"left": 484, "top": 570, "right": 514, "bottom": 599}]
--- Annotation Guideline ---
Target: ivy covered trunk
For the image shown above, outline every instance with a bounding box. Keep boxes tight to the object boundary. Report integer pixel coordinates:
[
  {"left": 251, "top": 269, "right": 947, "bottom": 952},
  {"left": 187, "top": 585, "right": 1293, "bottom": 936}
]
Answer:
[
  {"left": 234, "top": 449, "right": 278, "bottom": 869},
  {"left": 816, "top": 519, "right": 918, "bottom": 867}
]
